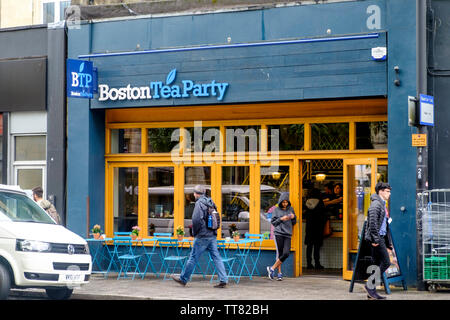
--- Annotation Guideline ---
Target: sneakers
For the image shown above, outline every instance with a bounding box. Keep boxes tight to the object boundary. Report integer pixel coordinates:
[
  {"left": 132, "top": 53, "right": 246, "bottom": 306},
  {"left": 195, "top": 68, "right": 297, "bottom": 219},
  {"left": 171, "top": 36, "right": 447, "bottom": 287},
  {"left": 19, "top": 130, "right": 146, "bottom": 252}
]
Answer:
[
  {"left": 267, "top": 266, "right": 275, "bottom": 280},
  {"left": 214, "top": 282, "right": 227, "bottom": 288},
  {"left": 277, "top": 273, "right": 283, "bottom": 281},
  {"left": 172, "top": 275, "right": 186, "bottom": 287},
  {"left": 315, "top": 264, "right": 325, "bottom": 270}
]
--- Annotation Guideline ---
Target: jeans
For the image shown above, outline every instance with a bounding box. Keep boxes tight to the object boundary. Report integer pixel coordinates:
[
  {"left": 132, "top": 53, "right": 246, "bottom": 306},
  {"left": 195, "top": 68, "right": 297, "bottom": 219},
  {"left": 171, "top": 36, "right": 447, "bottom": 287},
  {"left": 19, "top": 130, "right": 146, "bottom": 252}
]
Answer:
[{"left": 180, "top": 237, "right": 228, "bottom": 284}]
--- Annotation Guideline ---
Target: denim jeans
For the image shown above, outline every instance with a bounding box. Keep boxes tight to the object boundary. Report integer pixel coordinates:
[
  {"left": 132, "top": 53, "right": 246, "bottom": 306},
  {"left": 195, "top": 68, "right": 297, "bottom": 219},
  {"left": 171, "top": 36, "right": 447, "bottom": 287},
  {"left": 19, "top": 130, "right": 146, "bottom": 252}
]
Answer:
[{"left": 180, "top": 236, "right": 228, "bottom": 284}]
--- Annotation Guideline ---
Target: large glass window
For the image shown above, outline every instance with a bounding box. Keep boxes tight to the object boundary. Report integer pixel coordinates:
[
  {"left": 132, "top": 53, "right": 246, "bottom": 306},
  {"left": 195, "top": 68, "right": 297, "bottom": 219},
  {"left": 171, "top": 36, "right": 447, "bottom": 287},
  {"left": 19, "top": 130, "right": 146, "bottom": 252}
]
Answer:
[
  {"left": 221, "top": 166, "right": 250, "bottom": 237},
  {"left": 268, "top": 124, "right": 304, "bottom": 151},
  {"left": 311, "top": 123, "right": 349, "bottom": 150},
  {"left": 356, "top": 121, "right": 388, "bottom": 149},
  {"left": 185, "top": 127, "right": 220, "bottom": 154},
  {"left": 260, "top": 166, "right": 290, "bottom": 237},
  {"left": 147, "top": 128, "right": 180, "bottom": 153},
  {"left": 148, "top": 167, "right": 174, "bottom": 236},
  {"left": 111, "top": 129, "right": 141, "bottom": 153},
  {"left": 184, "top": 166, "right": 211, "bottom": 236},
  {"left": 113, "top": 167, "right": 139, "bottom": 233},
  {"left": 226, "top": 126, "right": 260, "bottom": 153}
]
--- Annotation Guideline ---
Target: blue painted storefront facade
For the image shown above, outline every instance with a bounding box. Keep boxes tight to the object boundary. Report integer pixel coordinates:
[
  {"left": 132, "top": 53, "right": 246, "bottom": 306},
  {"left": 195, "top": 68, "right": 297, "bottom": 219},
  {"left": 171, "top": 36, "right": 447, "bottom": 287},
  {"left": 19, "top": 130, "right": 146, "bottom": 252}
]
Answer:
[{"left": 67, "top": 0, "right": 419, "bottom": 285}]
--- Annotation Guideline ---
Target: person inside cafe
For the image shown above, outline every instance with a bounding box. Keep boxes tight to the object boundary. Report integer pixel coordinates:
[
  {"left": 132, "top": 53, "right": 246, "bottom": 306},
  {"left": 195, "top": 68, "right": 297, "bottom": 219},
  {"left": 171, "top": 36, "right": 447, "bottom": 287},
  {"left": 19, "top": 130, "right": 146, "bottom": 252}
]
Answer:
[{"left": 323, "top": 182, "right": 343, "bottom": 219}]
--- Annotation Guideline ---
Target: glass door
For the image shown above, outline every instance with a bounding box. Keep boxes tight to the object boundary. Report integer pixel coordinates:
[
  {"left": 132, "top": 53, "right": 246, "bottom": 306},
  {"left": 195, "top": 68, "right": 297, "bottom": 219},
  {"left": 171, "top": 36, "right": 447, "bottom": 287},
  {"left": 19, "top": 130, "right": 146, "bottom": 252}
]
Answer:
[{"left": 342, "top": 158, "right": 377, "bottom": 280}]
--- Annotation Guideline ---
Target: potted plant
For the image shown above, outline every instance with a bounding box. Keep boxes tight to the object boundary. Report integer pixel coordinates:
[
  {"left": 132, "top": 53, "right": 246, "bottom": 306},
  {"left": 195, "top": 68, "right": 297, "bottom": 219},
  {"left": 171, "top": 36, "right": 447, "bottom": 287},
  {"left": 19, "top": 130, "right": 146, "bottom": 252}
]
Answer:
[
  {"left": 91, "top": 224, "right": 102, "bottom": 239},
  {"left": 232, "top": 230, "right": 240, "bottom": 242},
  {"left": 229, "top": 223, "right": 237, "bottom": 237},
  {"left": 176, "top": 225, "right": 185, "bottom": 241},
  {"left": 131, "top": 226, "right": 140, "bottom": 240}
]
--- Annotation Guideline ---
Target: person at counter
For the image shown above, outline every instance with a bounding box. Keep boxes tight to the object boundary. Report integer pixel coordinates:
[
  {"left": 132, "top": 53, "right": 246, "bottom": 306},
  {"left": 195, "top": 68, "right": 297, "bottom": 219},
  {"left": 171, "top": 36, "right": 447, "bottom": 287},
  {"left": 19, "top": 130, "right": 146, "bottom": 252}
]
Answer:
[{"left": 323, "top": 183, "right": 343, "bottom": 219}]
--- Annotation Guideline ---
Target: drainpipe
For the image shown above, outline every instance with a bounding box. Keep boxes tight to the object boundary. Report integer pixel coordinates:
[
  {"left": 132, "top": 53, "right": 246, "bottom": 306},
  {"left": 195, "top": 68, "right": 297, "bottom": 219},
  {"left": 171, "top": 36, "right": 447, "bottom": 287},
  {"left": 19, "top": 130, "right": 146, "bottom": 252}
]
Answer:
[{"left": 416, "top": 0, "right": 427, "bottom": 291}]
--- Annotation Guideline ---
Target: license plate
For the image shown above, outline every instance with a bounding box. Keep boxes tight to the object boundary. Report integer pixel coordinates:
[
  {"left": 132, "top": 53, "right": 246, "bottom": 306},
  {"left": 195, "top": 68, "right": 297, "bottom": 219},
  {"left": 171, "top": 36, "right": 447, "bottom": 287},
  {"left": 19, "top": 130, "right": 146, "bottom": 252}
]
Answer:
[{"left": 64, "top": 274, "right": 82, "bottom": 282}]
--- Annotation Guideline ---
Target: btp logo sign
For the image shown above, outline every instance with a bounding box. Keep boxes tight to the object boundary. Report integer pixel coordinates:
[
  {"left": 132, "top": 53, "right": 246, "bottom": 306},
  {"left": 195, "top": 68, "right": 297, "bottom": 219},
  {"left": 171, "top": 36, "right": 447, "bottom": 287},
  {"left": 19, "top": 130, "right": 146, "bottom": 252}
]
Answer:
[
  {"left": 71, "top": 62, "right": 92, "bottom": 89},
  {"left": 67, "top": 59, "right": 95, "bottom": 99}
]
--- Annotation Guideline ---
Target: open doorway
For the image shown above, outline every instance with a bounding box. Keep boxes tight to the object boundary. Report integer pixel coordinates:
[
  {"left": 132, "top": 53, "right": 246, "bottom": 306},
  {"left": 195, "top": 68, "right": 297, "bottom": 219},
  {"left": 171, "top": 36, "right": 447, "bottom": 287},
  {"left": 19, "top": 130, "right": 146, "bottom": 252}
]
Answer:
[{"left": 301, "top": 159, "right": 343, "bottom": 276}]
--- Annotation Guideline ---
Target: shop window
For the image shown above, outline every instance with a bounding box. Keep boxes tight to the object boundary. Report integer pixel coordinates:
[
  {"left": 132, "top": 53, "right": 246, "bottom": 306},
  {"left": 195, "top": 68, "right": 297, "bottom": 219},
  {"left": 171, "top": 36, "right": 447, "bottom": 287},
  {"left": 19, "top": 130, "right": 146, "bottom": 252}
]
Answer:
[
  {"left": 183, "top": 166, "right": 211, "bottom": 236},
  {"left": 13, "top": 135, "right": 46, "bottom": 193},
  {"left": 148, "top": 167, "right": 175, "bottom": 236},
  {"left": 15, "top": 136, "right": 46, "bottom": 161},
  {"left": 185, "top": 127, "right": 220, "bottom": 153},
  {"left": 356, "top": 121, "right": 388, "bottom": 149},
  {"left": 111, "top": 128, "right": 141, "bottom": 153},
  {"left": 260, "top": 166, "right": 290, "bottom": 236},
  {"left": 268, "top": 124, "right": 304, "bottom": 151},
  {"left": 311, "top": 123, "right": 349, "bottom": 150},
  {"left": 221, "top": 166, "right": 250, "bottom": 237},
  {"left": 113, "top": 167, "right": 139, "bottom": 233},
  {"left": 225, "top": 126, "right": 260, "bottom": 153},
  {"left": 147, "top": 128, "right": 180, "bottom": 153}
]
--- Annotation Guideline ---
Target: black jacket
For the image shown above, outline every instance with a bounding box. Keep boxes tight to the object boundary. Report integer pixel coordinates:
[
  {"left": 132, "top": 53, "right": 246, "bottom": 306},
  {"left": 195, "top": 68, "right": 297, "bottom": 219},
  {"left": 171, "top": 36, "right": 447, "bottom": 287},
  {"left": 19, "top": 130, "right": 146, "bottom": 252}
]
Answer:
[
  {"left": 304, "top": 197, "right": 326, "bottom": 246},
  {"left": 364, "top": 193, "right": 392, "bottom": 248}
]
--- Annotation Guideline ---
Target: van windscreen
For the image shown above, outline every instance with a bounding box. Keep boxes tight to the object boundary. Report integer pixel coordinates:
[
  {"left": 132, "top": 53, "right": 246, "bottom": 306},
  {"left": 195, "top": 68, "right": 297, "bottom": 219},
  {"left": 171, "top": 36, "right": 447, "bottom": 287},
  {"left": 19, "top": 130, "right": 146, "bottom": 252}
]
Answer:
[{"left": 0, "top": 192, "right": 56, "bottom": 224}]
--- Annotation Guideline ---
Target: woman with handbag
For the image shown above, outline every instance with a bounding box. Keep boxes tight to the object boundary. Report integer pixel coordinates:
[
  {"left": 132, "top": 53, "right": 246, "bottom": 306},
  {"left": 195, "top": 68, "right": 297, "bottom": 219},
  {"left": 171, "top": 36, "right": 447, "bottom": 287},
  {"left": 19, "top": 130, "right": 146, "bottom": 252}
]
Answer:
[{"left": 304, "top": 188, "right": 327, "bottom": 270}]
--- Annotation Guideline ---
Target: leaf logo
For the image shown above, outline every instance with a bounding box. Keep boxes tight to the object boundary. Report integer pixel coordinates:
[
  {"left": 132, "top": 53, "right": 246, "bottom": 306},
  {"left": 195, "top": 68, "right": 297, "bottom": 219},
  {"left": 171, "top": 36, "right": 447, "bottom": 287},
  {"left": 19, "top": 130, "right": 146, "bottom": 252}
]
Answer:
[
  {"left": 79, "top": 62, "right": 85, "bottom": 73},
  {"left": 166, "top": 69, "right": 177, "bottom": 85}
]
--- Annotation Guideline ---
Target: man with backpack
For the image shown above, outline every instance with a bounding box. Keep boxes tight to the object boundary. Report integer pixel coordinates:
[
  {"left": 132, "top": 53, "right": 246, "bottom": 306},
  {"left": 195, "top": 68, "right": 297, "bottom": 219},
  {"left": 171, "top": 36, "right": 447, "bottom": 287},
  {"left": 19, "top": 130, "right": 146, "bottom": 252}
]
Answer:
[{"left": 172, "top": 185, "right": 228, "bottom": 288}]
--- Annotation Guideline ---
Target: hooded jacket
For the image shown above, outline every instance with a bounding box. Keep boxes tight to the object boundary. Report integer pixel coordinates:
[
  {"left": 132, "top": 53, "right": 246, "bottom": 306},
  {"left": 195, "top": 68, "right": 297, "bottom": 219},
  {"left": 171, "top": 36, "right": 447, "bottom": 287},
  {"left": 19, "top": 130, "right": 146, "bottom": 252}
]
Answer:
[
  {"left": 364, "top": 193, "right": 392, "bottom": 247},
  {"left": 192, "top": 195, "right": 217, "bottom": 238},
  {"left": 271, "top": 192, "right": 296, "bottom": 238}
]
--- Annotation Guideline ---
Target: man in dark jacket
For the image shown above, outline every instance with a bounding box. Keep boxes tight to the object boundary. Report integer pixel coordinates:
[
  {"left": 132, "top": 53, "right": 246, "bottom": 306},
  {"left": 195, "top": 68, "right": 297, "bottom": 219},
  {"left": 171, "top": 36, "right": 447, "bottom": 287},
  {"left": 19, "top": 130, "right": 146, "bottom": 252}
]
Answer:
[
  {"left": 172, "top": 185, "right": 228, "bottom": 288},
  {"left": 364, "top": 182, "right": 392, "bottom": 300}
]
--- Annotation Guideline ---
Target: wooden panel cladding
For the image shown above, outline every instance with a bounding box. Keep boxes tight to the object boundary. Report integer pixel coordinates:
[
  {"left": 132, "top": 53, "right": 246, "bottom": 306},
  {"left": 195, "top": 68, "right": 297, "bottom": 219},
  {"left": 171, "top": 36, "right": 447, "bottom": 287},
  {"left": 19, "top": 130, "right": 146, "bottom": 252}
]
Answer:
[{"left": 106, "top": 98, "right": 387, "bottom": 124}]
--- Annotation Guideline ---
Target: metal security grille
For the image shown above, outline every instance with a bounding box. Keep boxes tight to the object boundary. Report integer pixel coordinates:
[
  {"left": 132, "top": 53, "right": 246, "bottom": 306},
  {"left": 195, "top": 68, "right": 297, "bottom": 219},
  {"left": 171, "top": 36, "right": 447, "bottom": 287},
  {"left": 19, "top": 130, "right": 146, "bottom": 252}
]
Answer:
[
  {"left": 421, "top": 189, "right": 450, "bottom": 289},
  {"left": 311, "top": 123, "right": 349, "bottom": 150}
]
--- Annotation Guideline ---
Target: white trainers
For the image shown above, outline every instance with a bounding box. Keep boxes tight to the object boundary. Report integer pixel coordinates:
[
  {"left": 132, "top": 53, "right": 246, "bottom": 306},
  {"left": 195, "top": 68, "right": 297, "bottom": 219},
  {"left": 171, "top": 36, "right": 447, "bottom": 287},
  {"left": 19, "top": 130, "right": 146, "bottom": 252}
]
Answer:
[{"left": 267, "top": 266, "right": 275, "bottom": 280}]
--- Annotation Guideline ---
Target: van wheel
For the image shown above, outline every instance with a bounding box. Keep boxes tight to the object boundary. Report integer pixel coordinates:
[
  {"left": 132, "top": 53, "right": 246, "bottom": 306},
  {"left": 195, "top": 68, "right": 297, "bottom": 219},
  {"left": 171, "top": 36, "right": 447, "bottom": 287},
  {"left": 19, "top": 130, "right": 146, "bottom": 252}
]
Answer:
[
  {"left": 45, "top": 287, "right": 73, "bottom": 300},
  {"left": 0, "top": 263, "right": 11, "bottom": 300}
]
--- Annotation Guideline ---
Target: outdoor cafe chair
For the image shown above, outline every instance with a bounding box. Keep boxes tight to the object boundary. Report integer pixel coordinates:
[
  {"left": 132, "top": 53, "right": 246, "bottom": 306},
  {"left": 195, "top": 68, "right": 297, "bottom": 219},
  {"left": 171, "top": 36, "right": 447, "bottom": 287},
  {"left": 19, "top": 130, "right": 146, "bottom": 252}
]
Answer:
[
  {"left": 140, "top": 238, "right": 160, "bottom": 279},
  {"left": 243, "top": 233, "right": 264, "bottom": 277},
  {"left": 112, "top": 236, "right": 143, "bottom": 280},
  {"left": 157, "top": 238, "right": 188, "bottom": 280},
  {"left": 210, "top": 239, "right": 237, "bottom": 283}
]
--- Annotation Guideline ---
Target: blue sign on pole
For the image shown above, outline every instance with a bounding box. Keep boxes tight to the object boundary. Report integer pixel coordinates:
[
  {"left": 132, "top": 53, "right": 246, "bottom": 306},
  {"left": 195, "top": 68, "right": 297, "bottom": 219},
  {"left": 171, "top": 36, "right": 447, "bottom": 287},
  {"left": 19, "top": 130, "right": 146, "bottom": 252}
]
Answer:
[
  {"left": 419, "top": 94, "right": 434, "bottom": 126},
  {"left": 67, "top": 59, "right": 95, "bottom": 99}
]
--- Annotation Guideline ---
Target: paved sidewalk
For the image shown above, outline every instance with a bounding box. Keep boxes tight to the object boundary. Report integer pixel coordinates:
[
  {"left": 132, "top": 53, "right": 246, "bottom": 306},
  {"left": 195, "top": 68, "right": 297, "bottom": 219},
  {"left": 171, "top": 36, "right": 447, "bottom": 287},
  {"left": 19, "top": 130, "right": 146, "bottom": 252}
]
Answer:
[{"left": 10, "top": 273, "right": 450, "bottom": 300}]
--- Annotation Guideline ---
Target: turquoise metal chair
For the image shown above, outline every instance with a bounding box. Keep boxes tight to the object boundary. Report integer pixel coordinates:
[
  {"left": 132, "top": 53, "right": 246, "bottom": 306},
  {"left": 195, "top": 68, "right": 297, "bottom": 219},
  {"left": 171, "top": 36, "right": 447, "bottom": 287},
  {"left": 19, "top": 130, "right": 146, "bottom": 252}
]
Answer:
[
  {"left": 243, "top": 233, "right": 264, "bottom": 278},
  {"left": 140, "top": 239, "right": 160, "bottom": 278},
  {"left": 112, "top": 236, "right": 143, "bottom": 280},
  {"left": 210, "top": 239, "right": 237, "bottom": 283},
  {"left": 157, "top": 238, "right": 188, "bottom": 280}
]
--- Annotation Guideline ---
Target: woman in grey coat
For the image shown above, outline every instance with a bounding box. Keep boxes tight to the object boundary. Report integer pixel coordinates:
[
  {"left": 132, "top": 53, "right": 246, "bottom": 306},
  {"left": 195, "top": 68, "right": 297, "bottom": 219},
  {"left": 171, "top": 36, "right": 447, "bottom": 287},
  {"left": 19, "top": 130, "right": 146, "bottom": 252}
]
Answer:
[{"left": 267, "top": 192, "right": 296, "bottom": 281}]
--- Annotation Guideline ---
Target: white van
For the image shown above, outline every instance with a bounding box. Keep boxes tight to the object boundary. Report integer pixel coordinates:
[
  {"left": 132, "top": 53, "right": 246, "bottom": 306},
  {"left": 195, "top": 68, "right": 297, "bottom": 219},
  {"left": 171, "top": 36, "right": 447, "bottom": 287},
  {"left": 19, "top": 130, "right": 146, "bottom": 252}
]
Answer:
[{"left": 0, "top": 185, "right": 91, "bottom": 300}]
